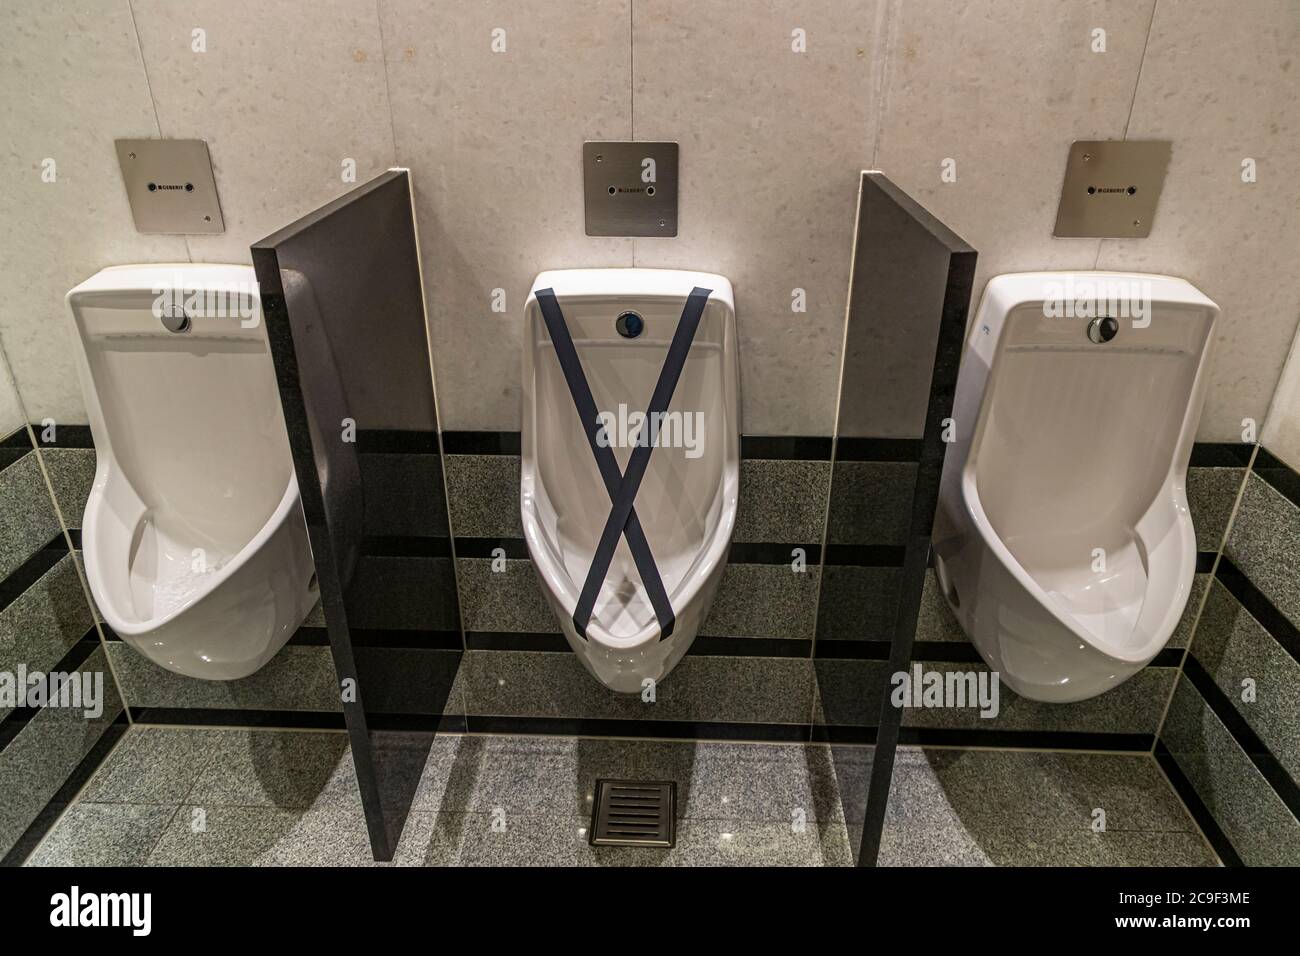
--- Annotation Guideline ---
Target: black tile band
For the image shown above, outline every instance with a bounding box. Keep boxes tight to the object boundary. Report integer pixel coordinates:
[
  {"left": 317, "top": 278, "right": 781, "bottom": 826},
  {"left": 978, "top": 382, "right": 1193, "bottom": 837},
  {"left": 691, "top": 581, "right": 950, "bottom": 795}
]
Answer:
[
  {"left": 1251, "top": 446, "right": 1300, "bottom": 510},
  {"left": 898, "top": 728, "right": 1156, "bottom": 751},
  {"left": 822, "top": 544, "right": 907, "bottom": 566},
  {"left": 454, "top": 538, "right": 531, "bottom": 559},
  {"left": 0, "top": 533, "right": 69, "bottom": 615},
  {"left": 463, "top": 631, "right": 813, "bottom": 658},
  {"left": 30, "top": 423, "right": 94, "bottom": 449},
  {"left": 1215, "top": 556, "right": 1300, "bottom": 666},
  {"left": 287, "top": 627, "right": 462, "bottom": 650},
  {"left": 1189, "top": 441, "right": 1254, "bottom": 468},
  {"left": 130, "top": 707, "right": 347, "bottom": 729},
  {"left": 355, "top": 429, "right": 440, "bottom": 454},
  {"left": 465, "top": 714, "right": 813, "bottom": 742},
  {"left": 1181, "top": 655, "right": 1300, "bottom": 822},
  {"left": 1153, "top": 739, "right": 1243, "bottom": 867},
  {"left": 455, "top": 537, "right": 827, "bottom": 566},
  {"left": 834, "top": 437, "right": 924, "bottom": 462},
  {"left": 728, "top": 541, "right": 821, "bottom": 564},
  {"left": 440, "top": 431, "right": 521, "bottom": 455},
  {"left": 360, "top": 535, "right": 453, "bottom": 558},
  {"left": 741, "top": 436, "right": 832, "bottom": 460}
]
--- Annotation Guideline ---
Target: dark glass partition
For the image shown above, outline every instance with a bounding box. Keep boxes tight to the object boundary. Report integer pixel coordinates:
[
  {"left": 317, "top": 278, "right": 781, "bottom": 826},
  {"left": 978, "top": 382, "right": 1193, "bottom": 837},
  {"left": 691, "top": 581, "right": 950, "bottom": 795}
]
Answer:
[
  {"left": 814, "top": 172, "right": 976, "bottom": 864},
  {"left": 253, "top": 170, "right": 461, "bottom": 860}
]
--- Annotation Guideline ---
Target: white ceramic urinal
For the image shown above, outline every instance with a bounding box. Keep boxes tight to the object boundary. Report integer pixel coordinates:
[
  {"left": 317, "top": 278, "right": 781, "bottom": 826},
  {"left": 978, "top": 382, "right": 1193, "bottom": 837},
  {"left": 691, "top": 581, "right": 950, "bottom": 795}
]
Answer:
[
  {"left": 934, "top": 272, "right": 1219, "bottom": 702},
  {"left": 67, "top": 264, "right": 317, "bottom": 679},
  {"left": 521, "top": 269, "right": 740, "bottom": 692}
]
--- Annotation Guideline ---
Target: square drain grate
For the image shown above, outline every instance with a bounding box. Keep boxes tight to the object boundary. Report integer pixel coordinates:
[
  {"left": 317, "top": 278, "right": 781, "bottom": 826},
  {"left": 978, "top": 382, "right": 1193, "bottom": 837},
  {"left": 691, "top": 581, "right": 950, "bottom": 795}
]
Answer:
[{"left": 590, "top": 779, "right": 676, "bottom": 847}]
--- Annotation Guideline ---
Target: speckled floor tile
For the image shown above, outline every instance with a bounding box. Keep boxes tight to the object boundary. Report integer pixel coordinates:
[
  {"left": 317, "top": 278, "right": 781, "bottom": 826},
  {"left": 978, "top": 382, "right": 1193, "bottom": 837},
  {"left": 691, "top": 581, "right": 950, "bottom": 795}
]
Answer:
[
  {"left": 411, "top": 735, "right": 844, "bottom": 826},
  {"left": 1190, "top": 580, "right": 1300, "bottom": 782},
  {"left": 186, "top": 731, "right": 355, "bottom": 810},
  {"left": 443, "top": 454, "right": 522, "bottom": 539},
  {"left": 733, "top": 458, "right": 830, "bottom": 544},
  {"left": 702, "top": 563, "right": 819, "bottom": 639},
  {"left": 146, "top": 804, "right": 380, "bottom": 867},
  {"left": 106, "top": 641, "right": 342, "bottom": 712},
  {"left": 1225, "top": 472, "right": 1300, "bottom": 630},
  {"left": 26, "top": 804, "right": 177, "bottom": 866},
  {"left": 1162, "top": 676, "right": 1300, "bottom": 866},
  {"left": 878, "top": 748, "right": 1217, "bottom": 867},
  {"left": 825, "top": 461, "right": 915, "bottom": 546},
  {"left": 456, "top": 557, "right": 557, "bottom": 633},
  {"left": 1187, "top": 466, "right": 1247, "bottom": 552},
  {"left": 79, "top": 727, "right": 229, "bottom": 804},
  {"left": 35, "top": 446, "right": 96, "bottom": 531},
  {"left": 0, "top": 452, "right": 62, "bottom": 579}
]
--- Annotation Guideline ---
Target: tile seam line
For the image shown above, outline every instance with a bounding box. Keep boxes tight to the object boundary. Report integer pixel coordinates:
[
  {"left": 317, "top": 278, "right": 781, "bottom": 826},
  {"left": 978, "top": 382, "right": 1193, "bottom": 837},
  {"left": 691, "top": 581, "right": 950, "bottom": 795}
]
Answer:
[{"left": 18, "top": 725, "right": 134, "bottom": 865}]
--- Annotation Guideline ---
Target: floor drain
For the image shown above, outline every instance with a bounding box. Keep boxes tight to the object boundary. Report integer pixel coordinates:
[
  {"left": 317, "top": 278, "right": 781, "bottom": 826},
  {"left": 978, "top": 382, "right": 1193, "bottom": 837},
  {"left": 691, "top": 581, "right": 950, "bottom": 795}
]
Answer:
[{"left": 589, "top": 779, "right": 676, "bottom": 847}]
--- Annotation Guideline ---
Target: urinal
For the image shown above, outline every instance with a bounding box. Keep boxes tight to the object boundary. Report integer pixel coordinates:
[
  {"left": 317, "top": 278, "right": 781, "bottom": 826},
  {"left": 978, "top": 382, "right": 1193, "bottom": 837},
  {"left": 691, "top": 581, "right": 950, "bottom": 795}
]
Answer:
[
  {"left": 521, "top": 269, "right": 740, "bottom": 692},
  {"left": 933, "top": 272, "right": 1218, "bottom": 703},
  {"left": 66, "top": 264, "right": 317, "bottom": 680}
]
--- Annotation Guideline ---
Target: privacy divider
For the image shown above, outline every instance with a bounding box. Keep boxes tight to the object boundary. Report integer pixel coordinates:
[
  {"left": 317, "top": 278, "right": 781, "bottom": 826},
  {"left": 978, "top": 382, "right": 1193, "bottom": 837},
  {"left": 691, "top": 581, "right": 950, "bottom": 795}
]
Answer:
[
  {"left": 253, "top": 169, "right": 462, "bottom": 861},
  {"left": 813, "top": 171, "right": 976, "bottom": 865}
]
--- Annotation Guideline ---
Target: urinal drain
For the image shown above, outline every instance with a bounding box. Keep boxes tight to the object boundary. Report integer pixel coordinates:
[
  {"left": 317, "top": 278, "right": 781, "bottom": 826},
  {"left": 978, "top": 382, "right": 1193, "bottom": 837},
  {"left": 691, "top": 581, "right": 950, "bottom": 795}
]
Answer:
[{"left": 589, "top": 779, "right": 676, "bottom": 848}]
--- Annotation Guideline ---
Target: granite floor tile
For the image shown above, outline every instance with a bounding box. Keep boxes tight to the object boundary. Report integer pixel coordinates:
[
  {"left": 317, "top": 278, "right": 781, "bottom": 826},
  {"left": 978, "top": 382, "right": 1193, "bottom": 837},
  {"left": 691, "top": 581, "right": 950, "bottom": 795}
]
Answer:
[
  {"left": 1162, "top": 676, "right": 1300, "bottom": 866},
  {"left": 26, "top": 804, "right": 177, "bottom": 867},
  {"left": 411, "top": 735, "right": 844, "bottom": 826},
  {"left": 146, "top": 804, "right": 380, "bottom": 867},
  {"left": 1186, "top": 466, "right": 1247, "bottom": 552},
  {"left": 79, "top": 727, "right": 229, "bottom": 804},
  {"left": 702, "top": 564, "right": 819, "bottom": 640},
  {"left": 1190, "top": 580, "right": 1300, "bottom": 783},
  {"left": 443, "top": 454, "right": 522, "bottom": 539},
  {"left": 1225, "top": 472, "right": 1300, "bottom": 630},
  {"left": 877, "top": 748, "right": 1216, "bottom": 867},
  {"left": 186, "top": 731, "right": 355, "bottom": 810},
  {"left": 733, "top": 458, "right": 830, "bottom": 544}
]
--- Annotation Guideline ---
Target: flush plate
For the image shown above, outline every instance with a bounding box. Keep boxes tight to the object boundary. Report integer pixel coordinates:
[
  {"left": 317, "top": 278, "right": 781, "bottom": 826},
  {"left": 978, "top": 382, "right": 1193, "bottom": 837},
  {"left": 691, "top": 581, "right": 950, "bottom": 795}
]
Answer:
[
  {"left": 1053, "top": 140, "right": 1171, "bottom": 238},
  {"left": 583, "top": 141, "right": 678, "bottom": 237},
  {"left": 116, "top": 139, "right": 225, "bottom": 234}
]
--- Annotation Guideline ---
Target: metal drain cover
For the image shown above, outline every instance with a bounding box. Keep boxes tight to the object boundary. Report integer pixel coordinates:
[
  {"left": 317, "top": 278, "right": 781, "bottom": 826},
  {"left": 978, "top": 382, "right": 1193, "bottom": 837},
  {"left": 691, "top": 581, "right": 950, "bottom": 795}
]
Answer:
[{"left": 590, "top": 779, "right": 676, "bottom": 847}]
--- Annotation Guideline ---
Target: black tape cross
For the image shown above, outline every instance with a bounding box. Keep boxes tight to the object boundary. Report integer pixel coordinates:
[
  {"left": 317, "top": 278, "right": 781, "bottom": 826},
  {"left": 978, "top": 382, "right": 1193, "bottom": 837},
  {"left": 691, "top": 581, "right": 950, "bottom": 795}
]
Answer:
[{"left": 535, "top": 286, "right": 712, "bottom": 641}]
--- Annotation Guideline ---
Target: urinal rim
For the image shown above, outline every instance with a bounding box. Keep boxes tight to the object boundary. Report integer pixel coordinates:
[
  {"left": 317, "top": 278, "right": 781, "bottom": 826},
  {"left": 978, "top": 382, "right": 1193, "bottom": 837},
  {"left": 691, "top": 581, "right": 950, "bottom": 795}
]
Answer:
[
  {"left": 519, "top": 267, "right": 741, "bottom": 650},
  {"left": 955, "top": 270, "right": 1219, "bottom": 664}
]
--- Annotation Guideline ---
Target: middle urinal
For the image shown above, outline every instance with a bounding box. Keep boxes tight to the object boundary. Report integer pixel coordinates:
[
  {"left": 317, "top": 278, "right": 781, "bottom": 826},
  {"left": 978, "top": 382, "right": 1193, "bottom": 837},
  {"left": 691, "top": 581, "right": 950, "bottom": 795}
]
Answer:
[{"left": 522, "top": 269, "right": 739, "bottom": 692}]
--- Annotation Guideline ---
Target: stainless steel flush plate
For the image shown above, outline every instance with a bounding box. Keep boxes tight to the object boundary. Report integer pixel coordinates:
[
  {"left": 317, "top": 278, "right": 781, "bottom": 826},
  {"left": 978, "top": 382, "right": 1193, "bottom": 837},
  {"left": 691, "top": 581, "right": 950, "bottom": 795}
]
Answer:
[
  {"left": 116, "top": 139, "right": 225, "bottom": 234},
  {"left": 583, "top": 141, "right": 678, "bottom": 237},
  {"left": 1053, "top": 140, "right": 1171, "bottom": 238}
]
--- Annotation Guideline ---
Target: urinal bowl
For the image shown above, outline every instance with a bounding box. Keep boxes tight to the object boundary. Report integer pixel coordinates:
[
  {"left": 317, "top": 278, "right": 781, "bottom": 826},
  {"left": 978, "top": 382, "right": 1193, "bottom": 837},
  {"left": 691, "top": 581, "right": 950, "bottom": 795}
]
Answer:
[
  {"left": 67, "top": 264, "right": 317, "bottom": 680},
  {"left": 934, "top": 272, "right": 1219, "bottom": 702},
  {"left": 521, "top": 269, "right": 740, "bottom": 693}
]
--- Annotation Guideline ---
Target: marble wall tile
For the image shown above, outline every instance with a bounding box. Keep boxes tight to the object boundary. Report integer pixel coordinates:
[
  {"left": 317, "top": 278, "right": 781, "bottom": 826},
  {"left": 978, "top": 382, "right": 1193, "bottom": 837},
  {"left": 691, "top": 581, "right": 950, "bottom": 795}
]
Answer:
[
  {"left": 873, "top": 0, "right": 1155, "bottom": 334},
  {"left": 379, "top": 0, "right": 634, "bottom": 431},
  {"left": 1096, "top": 0, "right": 1300, "bottom": 440},
  {"left": 130, "top": 0, "right": 397, "bottom": 264},
  {"left": 631, "top": 0, "right": 884, "bottom": 436},
  {"left": 0, "top": 0, "right": 188, "bottom": 424}
]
